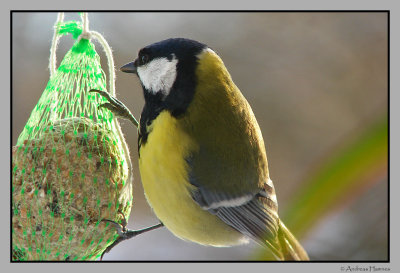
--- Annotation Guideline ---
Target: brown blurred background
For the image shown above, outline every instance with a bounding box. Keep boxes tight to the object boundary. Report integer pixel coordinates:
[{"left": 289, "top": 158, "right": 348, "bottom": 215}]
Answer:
[{"left": 11, "top": 12, "right": 388, "bottom": 260}]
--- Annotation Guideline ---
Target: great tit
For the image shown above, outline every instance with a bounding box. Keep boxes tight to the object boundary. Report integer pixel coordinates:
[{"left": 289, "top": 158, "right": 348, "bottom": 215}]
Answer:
[{"left": 95, "top": 38, "right": 309, "bottom": 260}]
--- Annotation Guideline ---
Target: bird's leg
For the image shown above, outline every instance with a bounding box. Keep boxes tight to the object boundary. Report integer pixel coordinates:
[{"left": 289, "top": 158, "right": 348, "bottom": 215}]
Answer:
[
  {"left": 89, "top": 89, "right": 139, "bottom": 127},
  {"left": 100, "top": 212, "right": 164, "bottom": 260}
]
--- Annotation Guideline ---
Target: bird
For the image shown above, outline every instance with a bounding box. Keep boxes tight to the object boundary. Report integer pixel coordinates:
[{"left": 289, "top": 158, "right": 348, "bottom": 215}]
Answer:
[{"left": 92, "top": 38, "right": 309, "bottom": 260}]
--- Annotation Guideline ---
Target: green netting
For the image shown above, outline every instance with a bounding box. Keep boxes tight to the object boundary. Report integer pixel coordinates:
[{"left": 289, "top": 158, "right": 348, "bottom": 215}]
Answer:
[{"left": 12, "top": 20, "right": 133, "bottom": 261}]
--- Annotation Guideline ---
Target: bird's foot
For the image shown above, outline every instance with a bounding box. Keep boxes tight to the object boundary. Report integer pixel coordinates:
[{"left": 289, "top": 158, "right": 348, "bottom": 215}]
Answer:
[
  {"left": 89, "top": 89, "right": 139, "bottom": 127},
  {"left": 100, "top": 213, "right": 164, "bottom": 260}
]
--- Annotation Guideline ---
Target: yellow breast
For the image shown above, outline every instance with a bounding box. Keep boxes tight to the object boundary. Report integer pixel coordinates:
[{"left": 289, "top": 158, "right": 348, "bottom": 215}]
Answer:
[{"left": 138, "top": 111, "right": 246, "bottom": 246}]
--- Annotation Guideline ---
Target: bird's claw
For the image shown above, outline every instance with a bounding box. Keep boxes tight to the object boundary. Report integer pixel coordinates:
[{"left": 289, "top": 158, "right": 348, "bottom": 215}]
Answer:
[
  {"left": 99, "top": 213, "right": 164, "bottom": 260},
  {"left": 89, "top": 89, "right": 139, "bottom": 127}
]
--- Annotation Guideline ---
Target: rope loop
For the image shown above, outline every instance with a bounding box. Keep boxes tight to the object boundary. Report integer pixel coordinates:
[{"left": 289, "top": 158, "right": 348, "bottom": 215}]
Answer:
[{"left": 49, "top": 12, "right": 115, "bottom": 96}]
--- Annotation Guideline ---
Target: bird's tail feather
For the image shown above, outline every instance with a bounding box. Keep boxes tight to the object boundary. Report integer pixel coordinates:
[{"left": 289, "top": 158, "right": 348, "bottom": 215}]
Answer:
[{"left": 277, "top": 221, "right": 309, "bottom": 261}]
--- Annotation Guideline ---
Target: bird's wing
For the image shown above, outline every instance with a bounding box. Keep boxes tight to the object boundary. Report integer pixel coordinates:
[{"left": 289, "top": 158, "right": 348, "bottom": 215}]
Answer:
[
  {"left": 216, "top": 194, "right": 282, "bottom": 258},
  {"left": 181, "top": 80, "right": 281, "bottom": 255},
  {"left": 188, "top": 162, "right": 281, "bottom": 256}
]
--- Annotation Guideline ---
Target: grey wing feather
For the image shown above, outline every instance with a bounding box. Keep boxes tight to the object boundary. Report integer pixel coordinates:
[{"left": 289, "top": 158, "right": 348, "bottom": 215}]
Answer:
[
  {"left": 191, "top": 181, "right": 281, "bottom": 253},
  {"left": 216, "top": 195, "right": 279, "bottom": 241},
  {"left": 185, "top": 145, "right": 282, "bottom": 256}
]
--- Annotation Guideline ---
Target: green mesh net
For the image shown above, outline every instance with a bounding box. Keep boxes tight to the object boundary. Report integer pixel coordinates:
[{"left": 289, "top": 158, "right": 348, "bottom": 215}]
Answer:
[{"left": 12, "top": 20, "right": 133, "bottom": 261}]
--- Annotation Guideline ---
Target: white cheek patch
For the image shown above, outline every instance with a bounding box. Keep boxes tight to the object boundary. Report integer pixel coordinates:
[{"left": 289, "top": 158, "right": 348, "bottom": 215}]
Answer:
[{"left": 137, "top": 56, "right": 178, "bottom": 95}]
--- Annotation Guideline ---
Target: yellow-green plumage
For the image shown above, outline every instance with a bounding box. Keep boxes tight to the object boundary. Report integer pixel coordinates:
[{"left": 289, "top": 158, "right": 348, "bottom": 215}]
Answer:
[
  {"left": 182, "top": 49, "right": 270, "bottom": 195},
  {"left": 139, "top": 49, "right": 270, "bottom": 246},
  {"left": 139, "top": 110, "right": 246, "bottom": 246}
]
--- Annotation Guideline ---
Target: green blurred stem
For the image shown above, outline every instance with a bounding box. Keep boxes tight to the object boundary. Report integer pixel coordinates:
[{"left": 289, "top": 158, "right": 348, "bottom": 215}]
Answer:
[{"left": 283, "top": 115, "right": 388, "bottom": 238}]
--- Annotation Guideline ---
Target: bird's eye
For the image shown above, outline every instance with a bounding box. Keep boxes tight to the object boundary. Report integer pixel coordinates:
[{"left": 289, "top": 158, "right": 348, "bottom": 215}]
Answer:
[{"left": 140, "top": 54, "right": 149, "bottom": 65}]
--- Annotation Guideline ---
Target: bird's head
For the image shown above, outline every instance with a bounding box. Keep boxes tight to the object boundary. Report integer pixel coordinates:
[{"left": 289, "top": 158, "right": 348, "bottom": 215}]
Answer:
[{"left": 120, "top": 38, "right": 231, "bottom": 117}]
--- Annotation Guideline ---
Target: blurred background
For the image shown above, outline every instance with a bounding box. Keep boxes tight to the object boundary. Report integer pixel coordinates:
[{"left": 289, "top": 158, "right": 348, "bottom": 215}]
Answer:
[{"left": 11, "top": 12, "right": 388, "bottom": 261}]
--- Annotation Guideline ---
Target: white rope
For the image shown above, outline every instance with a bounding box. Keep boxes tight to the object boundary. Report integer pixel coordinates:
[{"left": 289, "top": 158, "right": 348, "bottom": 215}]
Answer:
[
  {"left": 79, "top": 13, "right": 91, "bottom": 40},
  {"left": 76, "top": 13, "right": 116, "bottom": 96},
  {"left": 49, "top": 12, "right": 64, "bottom": 76},
  {"left": 48, "top": 12, "right": 64, "bottom": 121},
  {"left": 89, "top": 31, "right": 116, "bottom": 96}
]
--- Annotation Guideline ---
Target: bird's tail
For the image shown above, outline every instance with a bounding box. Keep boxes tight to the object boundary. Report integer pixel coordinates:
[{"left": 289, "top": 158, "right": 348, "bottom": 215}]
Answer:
[{"left": 276, "top": 221, "right": 309, "bottom": 261}]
